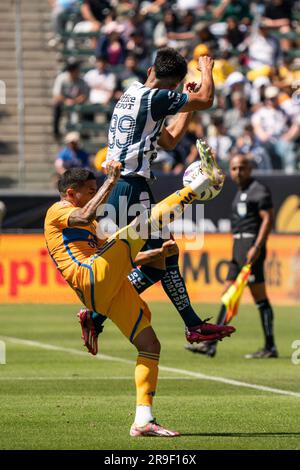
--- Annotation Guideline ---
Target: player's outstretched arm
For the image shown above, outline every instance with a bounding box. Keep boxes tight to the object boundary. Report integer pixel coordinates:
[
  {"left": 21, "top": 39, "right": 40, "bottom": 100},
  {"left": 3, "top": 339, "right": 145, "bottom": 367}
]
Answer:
[
  {"left": 180, "top": 56, "right": 215, "bottom": 112},
  {"left": 68, "top": 161, "right": 121, "bottom": 227},
  {"left": 134, "top": 240, "right": 178, "bottom": 265},
  {"left": 158, "top": 110, "right": 194, "bottom": 151},
  {"left": 158, "top": 80, "right": 203, "bottom": 151}
]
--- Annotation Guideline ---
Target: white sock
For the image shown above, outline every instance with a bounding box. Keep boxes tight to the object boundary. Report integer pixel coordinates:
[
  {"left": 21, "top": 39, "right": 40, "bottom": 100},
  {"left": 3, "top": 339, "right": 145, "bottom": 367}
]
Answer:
[
  {"left": 134, "top": 405, "right": 154, "bottom": 427},
  {"left": 189, "top": 173, "right": 210, "bottom": 198}
]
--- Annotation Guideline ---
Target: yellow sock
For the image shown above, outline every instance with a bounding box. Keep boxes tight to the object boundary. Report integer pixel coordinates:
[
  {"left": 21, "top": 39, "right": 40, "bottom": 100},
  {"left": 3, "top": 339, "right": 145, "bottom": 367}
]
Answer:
[
  {"left": 110, "top": 179, "right": 208, "bottom": 259},
  {"left": 135, "top": 352, "right": 160, "bottom": 406},
  {"left": 148, "top": 186, "right": 198, "bottom": 233},
  {"left": 109, "top": 186, "right": 198, "bottom": 258}
]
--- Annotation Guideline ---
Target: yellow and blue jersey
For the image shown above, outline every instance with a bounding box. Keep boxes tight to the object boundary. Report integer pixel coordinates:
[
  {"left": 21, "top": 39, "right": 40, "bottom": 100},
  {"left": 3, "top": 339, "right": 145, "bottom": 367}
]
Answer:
[
  {"left": 44, "top": 200, "right": 101, "bottom": 282},
  {"left": 44, "top": 200, "right": 151, "bottom": 342}
]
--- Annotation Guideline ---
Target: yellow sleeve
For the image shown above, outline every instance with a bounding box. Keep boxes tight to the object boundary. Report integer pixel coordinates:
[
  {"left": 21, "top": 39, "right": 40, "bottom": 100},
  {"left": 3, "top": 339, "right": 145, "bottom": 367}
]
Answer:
[{"left": 49, "top": 203, "right": 78, "bottom": 229}]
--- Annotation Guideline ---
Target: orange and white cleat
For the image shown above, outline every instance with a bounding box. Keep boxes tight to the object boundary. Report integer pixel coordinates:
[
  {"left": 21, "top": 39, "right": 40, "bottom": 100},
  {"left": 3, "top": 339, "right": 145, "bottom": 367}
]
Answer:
[{"left": 130, "top": 419, "right": 180, "bottom": 437}]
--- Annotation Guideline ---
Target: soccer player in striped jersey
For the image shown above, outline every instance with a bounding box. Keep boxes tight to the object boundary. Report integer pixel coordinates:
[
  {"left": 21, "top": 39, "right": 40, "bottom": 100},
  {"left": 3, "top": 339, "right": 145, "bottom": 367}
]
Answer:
[{"left": 80, "top": 48, "right": 226, "bottom": 353}]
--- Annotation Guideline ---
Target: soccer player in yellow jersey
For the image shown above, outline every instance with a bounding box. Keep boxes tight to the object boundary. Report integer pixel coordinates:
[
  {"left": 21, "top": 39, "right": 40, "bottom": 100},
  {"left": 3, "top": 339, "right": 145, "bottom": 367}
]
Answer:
[{"left": 44, "top": 161, "right": 234, "bottom": 437}]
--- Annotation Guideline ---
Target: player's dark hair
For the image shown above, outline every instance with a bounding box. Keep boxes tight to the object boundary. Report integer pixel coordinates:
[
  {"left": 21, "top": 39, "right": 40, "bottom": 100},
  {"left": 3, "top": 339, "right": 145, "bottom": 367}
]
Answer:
[
  {"left": 58, "top": 168, "right": 96, "bottom": 194},
  {"left": 154, "top": 48, "right": 187, "bottom": 82}
]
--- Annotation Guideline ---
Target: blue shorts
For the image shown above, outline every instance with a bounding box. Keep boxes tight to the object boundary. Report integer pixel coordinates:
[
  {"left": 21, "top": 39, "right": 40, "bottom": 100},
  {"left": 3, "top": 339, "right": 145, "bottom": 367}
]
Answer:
[{"left": 106, "top": 175, "right": 165, "bottom": 251}]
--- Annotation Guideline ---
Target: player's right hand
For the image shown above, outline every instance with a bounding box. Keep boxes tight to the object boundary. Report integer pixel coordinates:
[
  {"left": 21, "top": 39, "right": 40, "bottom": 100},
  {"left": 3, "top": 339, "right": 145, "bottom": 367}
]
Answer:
[
  {"left": 106, "top": 160, "right": 122, "bottom": 184},
  {"left": 184, "top": 81, "right": 201, "bottom": 93},
  {"left": 161, "top": 240, "right": 179, "bottom": 258},
  {"left": 197, "top": 56, "right": 214, "bottom": 72}
]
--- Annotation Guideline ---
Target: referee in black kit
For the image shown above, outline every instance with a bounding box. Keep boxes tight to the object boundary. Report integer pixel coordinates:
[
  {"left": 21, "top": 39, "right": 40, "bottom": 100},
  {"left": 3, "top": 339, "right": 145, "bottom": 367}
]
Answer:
[{"left": 187, "top": 154, "right": 278, "bottom": 359}]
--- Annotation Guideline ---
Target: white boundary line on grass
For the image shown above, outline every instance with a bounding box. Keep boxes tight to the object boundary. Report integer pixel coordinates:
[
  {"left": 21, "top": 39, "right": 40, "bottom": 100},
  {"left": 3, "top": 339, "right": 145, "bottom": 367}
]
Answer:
[
  {"left": 2, "top": 335, "right": 300, "bottom": 399},
  {"left": 0, "top": 376, "right": 203, "bottom": 381}
]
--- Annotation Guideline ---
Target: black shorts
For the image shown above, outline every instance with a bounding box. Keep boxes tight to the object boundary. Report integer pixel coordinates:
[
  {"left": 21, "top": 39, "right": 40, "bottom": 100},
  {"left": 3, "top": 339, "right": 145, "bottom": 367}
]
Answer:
[
  {"left": 226, "top": 236, "right": 266, "bottom": 284},
  {"left": 105, "top": 175, "right": 165, "bottom": 251}
]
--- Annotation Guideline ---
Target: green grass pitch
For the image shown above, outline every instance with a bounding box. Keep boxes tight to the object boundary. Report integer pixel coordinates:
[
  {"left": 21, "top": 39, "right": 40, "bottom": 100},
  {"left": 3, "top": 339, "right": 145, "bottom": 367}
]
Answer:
[{"left": 0, "top": 302, "right": 300, "bottom": 450}]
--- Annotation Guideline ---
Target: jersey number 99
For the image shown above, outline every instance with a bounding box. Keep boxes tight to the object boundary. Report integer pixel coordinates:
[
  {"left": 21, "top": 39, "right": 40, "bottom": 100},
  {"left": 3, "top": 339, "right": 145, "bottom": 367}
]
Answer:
[{"left": 108, "top": 114, "right": 136, "bottom": 150}]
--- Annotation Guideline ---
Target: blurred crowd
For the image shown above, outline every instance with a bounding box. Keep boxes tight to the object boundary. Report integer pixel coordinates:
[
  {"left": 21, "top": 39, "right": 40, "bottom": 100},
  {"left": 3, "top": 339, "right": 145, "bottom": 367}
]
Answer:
[{"left": 49, "top": 0, "right": 300, "bottom": 174}]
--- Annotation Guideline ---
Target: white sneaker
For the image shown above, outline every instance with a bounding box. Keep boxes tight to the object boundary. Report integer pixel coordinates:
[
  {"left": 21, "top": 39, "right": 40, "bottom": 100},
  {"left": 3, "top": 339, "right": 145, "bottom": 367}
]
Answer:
[{"left": 130, "top": 419, "right": 180, "bottom": 437}]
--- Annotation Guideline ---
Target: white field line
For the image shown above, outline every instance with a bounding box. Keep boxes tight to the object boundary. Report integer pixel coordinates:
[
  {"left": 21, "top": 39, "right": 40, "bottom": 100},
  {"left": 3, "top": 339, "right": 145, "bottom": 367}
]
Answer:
[
  {"left": 0, "top": 376, "right": 198, "bottom": 381},
  {"left": 1, "top": 335, "right": 300, "bottom": 399}
]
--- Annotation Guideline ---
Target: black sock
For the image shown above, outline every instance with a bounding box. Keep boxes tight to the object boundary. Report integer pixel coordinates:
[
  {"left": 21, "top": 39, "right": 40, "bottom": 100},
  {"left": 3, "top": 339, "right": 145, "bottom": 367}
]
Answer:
[
  {"left": 161, "top": 254, "right": 202, "bottom": 327},
  {"left": 216, "top": 304, "right": 227, "bottom": 326},
  {"left": 256, "top": 298, "right": 275, "bottom": 350},
  {"left": 128, "top": 265, "right": 166, "bottom": 294},
  {"left": 91, "top": 311, "right": 106, "bottom": 335}
]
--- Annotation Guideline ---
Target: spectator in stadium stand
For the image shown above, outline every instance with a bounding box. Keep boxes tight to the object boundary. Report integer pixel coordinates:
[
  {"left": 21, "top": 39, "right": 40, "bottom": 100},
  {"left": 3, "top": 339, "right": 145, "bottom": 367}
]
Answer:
[
  {"left": 212, "top": 0, "right": 251, "bottom": 23},
  {"left": 166, "top": 10, "right": 196, "bottom": 52},
  {"left": 277, "top": 88, "right": 300, "bottom": 126},
  {"left": 223, "top": 71, "right": 252, "bottom": 108},
  {"left": 114, "top": 54, "right": 147, "bottom": 100},
  {"left": 48, "top": 0, "right": 79, "bottom": 47},
  {"left": 207, "top": 115, "right": 234, "bottom": 170},
  {"left": 176, "top": 0, "right": 208, "bottom": 13},
  {"left": 251, "top": 85, "right": 299, "bottom": 172},
  {"left": 96, "top": 22, "right": 126, "bottom": 66},
  {"left": 249, "top": 75, "right": 271, "bottom": 106},
  {"left": 224, "top": 91, "right": 251, "bottom": 140},
  {"left": 78, "top": 0, "right": 112, "bottom": 31},
  {"left": 83, "top": 56, "right": 116, "bottom": 105},
  {"left": 125, "top": 31, "right": 150, "bottom": 68},
  {"left": 191, "top": 22, "right": 219, "bottom": 52},
  {"left": 274, "top": 54, "right": 300, "bottom": 90},
  {"left": 153, "top": 9, "right": 180, "bottom": 48},
  {"left": 234, "top": 124, "right": 273, "bottom": 171},
  {"left": 222, "top": 16, "right": 246, "bottom": 50},
  {"left": 262, "top": 0, "right": 293, "bottom": 52},
  {"left": 114, "top": 0, "right": 138, "bottom": 18},
  {"left": 247, "top": 21, "right": 281, "bottom": 71},
  {"left": 139, "top": 0, "right": 168, "bottom": 16},
  {"left": 121, "top": 10, "right": 147, "bottom": 43},
  {"left": 53, "top": 62, "right": 90, "bottom": 139},
  {"left": 55, "top": 132, "right": 91, "bottom": 175}
]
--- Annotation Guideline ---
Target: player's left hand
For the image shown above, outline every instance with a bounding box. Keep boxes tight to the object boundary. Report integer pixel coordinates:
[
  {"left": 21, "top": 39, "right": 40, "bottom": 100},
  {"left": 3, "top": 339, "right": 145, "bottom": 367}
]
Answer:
[
  {"left": 246, "top": 246, "right": 260, "bottom": 264},
  {"left": 106, "top": 161, "right": 122, "bottom": 184}
]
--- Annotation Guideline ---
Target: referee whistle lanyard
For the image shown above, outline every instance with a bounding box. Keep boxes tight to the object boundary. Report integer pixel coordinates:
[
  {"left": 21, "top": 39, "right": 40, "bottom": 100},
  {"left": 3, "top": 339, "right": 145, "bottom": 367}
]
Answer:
[{"left": 222, "top": 264, "right": 252, "bottom": 323}]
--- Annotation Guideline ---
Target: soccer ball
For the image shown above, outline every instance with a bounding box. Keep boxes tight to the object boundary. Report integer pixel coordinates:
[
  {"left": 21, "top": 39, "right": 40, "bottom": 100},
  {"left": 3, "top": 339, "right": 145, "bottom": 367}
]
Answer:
[{"left": 183, "top": 161, "right": 223, "bottom": 201}]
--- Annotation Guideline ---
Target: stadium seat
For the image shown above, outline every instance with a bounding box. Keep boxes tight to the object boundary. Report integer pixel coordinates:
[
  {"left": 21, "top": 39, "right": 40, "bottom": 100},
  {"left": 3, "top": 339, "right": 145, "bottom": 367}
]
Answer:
[{"left": 65, "top": 121, "right": 108, "bottom": 133}]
